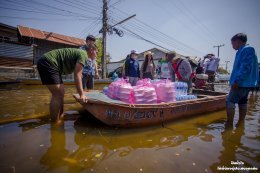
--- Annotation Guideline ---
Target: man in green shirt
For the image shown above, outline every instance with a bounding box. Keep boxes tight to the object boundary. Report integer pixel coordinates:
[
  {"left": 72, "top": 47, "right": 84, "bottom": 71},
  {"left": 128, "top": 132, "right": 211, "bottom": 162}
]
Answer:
[{"left": 37, "top": 45, "right": 95, "bottom": 123}]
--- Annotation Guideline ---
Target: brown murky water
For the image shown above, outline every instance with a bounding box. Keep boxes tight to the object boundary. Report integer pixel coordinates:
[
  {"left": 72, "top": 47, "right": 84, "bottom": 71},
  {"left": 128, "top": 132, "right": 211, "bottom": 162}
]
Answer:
[{"left": 0, "top": 84, "right": 259, "bottom": 173}]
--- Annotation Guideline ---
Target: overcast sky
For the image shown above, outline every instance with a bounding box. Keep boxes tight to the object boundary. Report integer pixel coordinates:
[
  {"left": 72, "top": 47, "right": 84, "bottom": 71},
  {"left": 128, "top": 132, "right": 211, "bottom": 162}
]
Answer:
[{"left": 1, "top": 0, "right": 260, "bottom": 71}]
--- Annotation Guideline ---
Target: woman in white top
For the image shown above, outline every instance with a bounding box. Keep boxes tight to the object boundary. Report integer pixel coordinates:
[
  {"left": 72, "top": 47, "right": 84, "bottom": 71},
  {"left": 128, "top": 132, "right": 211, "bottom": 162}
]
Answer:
[{"left": 140, "top": 51, "right": 156, "bottom": 80}]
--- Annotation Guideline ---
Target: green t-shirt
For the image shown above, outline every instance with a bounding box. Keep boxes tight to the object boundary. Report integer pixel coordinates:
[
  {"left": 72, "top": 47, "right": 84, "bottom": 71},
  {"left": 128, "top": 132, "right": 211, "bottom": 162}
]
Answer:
[{"left": 44, "top": 48, "right": 88, "bottom": 75}]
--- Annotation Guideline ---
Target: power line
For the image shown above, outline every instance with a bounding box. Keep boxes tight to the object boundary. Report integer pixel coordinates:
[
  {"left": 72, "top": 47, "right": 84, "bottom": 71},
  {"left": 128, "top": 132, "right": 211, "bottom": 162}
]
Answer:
[
  {"left": 0, "top": 15, "right": 93, "bottom": 21},
  {"left": 0, "top": 6, "right": 98, "bottom": 19},
  {"left": 120, "top": 25, "right": 171, "bottom": 52},
  {"left": 53, "top": 0, "right": 101, "bottom": 16},
  {"left": 22, "top": 0, "right": 96, "bottom": 19},
  {"left": 111, "top": 6, "right": 204, "bottom": 55}
]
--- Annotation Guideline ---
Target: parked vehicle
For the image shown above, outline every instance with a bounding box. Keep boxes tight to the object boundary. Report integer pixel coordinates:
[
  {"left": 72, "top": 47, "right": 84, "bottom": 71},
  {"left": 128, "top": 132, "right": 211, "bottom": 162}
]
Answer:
[{"left": 108, "top": 67, "right": 123, "bottom": 78}]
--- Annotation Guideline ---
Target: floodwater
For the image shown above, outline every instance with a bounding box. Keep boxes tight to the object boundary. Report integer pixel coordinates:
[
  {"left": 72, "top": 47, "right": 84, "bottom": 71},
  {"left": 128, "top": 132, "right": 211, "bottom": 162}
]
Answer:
[{"left": 0, "top": 84, "right": 259, "bottom": 173}]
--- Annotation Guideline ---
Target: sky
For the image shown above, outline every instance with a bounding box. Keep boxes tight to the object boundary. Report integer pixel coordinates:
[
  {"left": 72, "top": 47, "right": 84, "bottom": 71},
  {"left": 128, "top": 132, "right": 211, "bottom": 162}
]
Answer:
[{"left": 1, "top": 0, "right": 260, "bottom": 71}]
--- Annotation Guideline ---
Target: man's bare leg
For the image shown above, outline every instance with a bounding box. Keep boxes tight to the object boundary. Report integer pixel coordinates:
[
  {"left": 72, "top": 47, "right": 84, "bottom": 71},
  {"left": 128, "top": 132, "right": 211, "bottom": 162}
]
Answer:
[{"left": 46, "top": 84, "right": 65, "bottom": 123}]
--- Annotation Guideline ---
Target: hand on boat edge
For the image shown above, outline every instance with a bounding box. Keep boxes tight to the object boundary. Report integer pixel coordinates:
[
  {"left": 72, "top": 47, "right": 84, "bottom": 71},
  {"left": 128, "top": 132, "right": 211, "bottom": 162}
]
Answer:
[{"left": 78, "top": 95, "right": 88, "bottom": 103}]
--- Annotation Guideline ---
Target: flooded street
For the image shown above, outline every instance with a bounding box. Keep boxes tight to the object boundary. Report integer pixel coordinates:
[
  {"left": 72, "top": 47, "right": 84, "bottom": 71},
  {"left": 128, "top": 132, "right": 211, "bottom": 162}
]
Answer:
[{"left": 0, "top": 84, "right": 259, "bottom": 173}]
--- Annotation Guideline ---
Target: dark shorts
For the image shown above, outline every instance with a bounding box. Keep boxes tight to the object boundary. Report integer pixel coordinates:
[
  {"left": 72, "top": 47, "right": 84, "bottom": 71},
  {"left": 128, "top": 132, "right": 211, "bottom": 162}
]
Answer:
[
  {"left": 37, "top": 58, "right": 63, "bottom": 85},
  {"left": 226, "top": 87, "right": 250, "bottom": 106},
  {"left": 82, "top": 75, "right": 94, "bottom": 89}
]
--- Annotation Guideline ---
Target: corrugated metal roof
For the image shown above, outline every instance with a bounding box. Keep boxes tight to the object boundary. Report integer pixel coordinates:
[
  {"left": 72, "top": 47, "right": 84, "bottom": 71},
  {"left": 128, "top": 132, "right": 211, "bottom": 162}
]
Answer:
[{"left": 18, "top": 25, "right": 85, "bottom": 46}]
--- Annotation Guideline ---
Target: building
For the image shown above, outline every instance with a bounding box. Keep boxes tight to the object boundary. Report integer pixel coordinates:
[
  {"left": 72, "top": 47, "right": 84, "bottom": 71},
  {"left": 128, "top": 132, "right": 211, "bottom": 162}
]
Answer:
[
  {"left": 107, "top": 47, "right": 186, "bottom": 74},
  {"left": 17, "top": 25, "right": 85, "bottom": 63},
  {"left": 0, "top": 23, "right": 86, "bottom": 80}
]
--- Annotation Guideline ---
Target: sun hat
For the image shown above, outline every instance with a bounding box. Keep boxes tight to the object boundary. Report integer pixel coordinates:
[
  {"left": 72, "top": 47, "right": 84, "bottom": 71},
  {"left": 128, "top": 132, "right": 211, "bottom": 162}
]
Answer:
[{"left": 144, "top": 51, "right": 154, "bottom": 57}]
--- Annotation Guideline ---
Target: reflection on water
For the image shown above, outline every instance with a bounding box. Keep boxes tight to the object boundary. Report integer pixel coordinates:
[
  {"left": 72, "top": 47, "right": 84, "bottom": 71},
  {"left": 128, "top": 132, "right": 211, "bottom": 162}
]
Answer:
[{"left": 0, "top": 84, "right": 259, "bottom": 173}]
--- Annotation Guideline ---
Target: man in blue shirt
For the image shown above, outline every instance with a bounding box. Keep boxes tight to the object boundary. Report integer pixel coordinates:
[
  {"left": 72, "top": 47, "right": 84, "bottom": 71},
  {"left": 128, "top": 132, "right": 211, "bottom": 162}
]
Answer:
[
  {"left": 226, "top": 33, "right": 259, "bottom": 126},
  {"left": 125, "top": 50, "right": 140, "bottom": 86}
]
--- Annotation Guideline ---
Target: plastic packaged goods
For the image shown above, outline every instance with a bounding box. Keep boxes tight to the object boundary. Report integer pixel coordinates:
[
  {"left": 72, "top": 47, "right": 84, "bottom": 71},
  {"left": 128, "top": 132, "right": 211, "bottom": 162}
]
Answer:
[
  {"left": 107, "top": 78, "right": 128, "bottom": 99},
  {"left": 152, "top": 79, "right": 176, "bottom": 103},
  {"left": 136, "top": 78, "right": 152, "bottom": 87},
  {"left": 176, "top": 94, "right": 197, "bottom": 101},
  {"left": 133, "top": 86, "right": 157, "bottom": 104},
  {"left": 118, "top": 84, "right": 133, "bottom": 103},
  {"left": 103, "top": 87, "right": 109, "bottom": 94}
]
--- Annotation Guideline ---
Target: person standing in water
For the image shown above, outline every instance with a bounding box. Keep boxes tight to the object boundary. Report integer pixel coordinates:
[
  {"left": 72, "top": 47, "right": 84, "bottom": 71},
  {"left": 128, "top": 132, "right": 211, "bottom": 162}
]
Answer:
[{"left": 226, "top": 33, "right": 259, "bottom": 126}]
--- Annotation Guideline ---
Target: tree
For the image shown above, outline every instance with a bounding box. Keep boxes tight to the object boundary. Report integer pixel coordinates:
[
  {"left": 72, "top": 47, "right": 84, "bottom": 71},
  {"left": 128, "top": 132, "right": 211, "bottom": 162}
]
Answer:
[
  {"left": 95, "top": 38, "right": 102, "bottom": 67},
  {"left": 95, "top": 38, "right": 111, "bottom": 67},
  {"left": 218, "top": 67, "right": 229, "bottom": 74}
]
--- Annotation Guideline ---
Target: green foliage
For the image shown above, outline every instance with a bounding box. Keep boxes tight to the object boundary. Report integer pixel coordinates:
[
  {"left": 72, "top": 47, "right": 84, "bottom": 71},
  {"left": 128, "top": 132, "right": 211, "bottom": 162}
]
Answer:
[
  {"left": 95, "top": 38, "right": 111, "bottom": 67},
  {"left": 95, "top": 38, "right": 102, "bottom": 66},
  {"left": 218, "top": 67, "right": 229, "bottom": 74}
]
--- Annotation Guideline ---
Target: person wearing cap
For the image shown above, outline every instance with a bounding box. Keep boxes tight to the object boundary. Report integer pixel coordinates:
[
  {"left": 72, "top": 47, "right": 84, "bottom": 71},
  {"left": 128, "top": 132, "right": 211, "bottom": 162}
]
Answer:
[
  {"left": 203, "top": 54, "right": 220, "bottom": 83},
  {"left": 167, "top": 52, "right": 193, "bottom": 93},
  {"left": 82, "top": 44, "right": 99, "bottom": 90},
  {"left": 79, "top": 35, "right": 96, "bottom": 51},
  {"left": 125, "top": 50, "right": 140, "bottom": 86},
  {"left": 37, "top": 46, "right": 92, "bottom": 124},
  {"left": 140, "top": 51, "right": 156, "bottom": 80},
  {"left": 226, "top": 33, "right": 259, "bottom": 126}
]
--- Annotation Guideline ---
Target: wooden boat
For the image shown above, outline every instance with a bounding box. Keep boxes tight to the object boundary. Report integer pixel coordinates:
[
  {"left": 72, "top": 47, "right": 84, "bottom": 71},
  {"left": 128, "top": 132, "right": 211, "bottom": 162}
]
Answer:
[
  {"left": 17, "top": 78, "right": 112, "bottom": 85},
  {"left": 73, "top": 89, "right": 227, "bottom": 128}
]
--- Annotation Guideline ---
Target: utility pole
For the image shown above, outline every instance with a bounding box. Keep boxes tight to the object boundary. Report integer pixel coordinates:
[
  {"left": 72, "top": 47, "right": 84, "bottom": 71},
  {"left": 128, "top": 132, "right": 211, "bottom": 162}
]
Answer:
[
  {"left": 102, "top": 0, "right": 108, "bottom": 79},
  {"left": 225, "top": 60, "right": 230, "bottom": 71},
  {"left": 213, "top": 44, "right": 225, "bottom": 57}
]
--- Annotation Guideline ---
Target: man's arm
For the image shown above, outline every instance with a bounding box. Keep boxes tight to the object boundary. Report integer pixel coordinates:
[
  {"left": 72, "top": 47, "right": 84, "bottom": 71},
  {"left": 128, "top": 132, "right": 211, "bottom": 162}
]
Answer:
[
  {"left": 95, "top": 62, "right": 99, "bottom": 79},
  {"left": 168, "top": 62, "right": 175, "bottom": 82},
  {"left": 74, "top": 63, "right": 87, "bottom": 102},
  {"left": 182, "top": 60, "right": 192, "bottom": 81}
]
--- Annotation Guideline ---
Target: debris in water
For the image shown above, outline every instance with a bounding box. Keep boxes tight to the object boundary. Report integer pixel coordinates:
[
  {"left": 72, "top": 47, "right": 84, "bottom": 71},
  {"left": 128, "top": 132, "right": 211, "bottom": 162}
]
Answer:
[
  {"left": 140, "top": 168, "right": 143, "bottom": 172},
  {"left": 91, "top": 169, "right": 94, "bottom": 172},
  {"left": 39, "top": 144, "right": 44, "bottom": 147},
  {"left": 192, "top": 162, "right": 196, "bottom": 166},
  {"left": 147, "top": 139, "right": 153, "bottom": 142},
  {"left": 82, "top": 132, "right": 86, "bottom": 135},
  {"left": 160, "top": 137, "right": 167, "bottom": 143},
  {"left": 95, "top": 153, "right": 102, "bottom": 158},
  {"left": 113, "top": 149, "right": 117, "bottom": 152},
  {"left": 175, "top": 153, "right": 180, "bottom": 156},
  {"left": 63, "top": 157, "right": 77, "bottom": 164},
  {"left": 205, "top": 169, "right": 208, "bottom": 172}
]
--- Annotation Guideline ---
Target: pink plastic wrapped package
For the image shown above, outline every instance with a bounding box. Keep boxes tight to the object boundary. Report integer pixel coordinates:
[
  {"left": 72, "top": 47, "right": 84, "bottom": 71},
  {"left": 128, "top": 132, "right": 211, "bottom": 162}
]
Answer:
[
  {"left": 133, "top": 86, "right": 157, "bottom": 104},
  {"left": 153, "top": 80, "right": 176, "bottom": 103},
  {"left": 136, "top": 78, "right": 152, "bottom": 87},
  {"left": 107, "top": 78, "right": 128, "bottom": 99},
  {"left": 118, "top": 84, "right": 134, "bottom": 103}
]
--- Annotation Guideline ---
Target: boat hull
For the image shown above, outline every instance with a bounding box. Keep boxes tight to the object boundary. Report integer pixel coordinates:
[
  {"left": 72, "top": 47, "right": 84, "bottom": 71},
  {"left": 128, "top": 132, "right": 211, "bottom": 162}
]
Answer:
[{"left": 74, "top": 90, "right": 227, "bottom": 127}]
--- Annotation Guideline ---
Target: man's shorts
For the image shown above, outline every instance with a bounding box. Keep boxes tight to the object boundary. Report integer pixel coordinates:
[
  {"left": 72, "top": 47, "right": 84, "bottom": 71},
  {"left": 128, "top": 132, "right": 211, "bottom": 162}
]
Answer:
[
  {"left": 226, "top": 87, "right": 250, "bottom": 105},
  {"left": 37, "top": 57, "right": 63, "bottom": 85}
]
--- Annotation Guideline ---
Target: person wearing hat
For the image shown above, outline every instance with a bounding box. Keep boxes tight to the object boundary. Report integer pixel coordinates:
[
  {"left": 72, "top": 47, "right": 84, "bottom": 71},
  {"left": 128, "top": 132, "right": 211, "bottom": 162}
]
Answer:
[
  {"left": 203, "top": 53, "right": 220, "bottom": 83},
  {"left": 82, "top": 44, "right": 99, "bottom": 90},
  {"left": 37, "top": 47, "right": 90, "bottom": 124},
  {"left": 140, "top": 51, "right": 156, "bottom": 80},
  {"left": 125, "top": 50, "right": 140, "bottom": 86},
  {"left": 167, "top": 51, "right": 193, "bottom": 93}
]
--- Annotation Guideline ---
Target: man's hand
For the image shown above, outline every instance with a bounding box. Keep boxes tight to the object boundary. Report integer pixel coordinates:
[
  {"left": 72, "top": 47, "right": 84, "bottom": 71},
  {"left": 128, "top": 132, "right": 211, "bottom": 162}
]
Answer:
[
  {"left": 232, "top": 82, "right": 238, "bottom": 90},
  {"left": 95, "top": 73, "right": 100, "bottom": 79},
  {"left": 78, "top": 95, "right": 88, "bottom": 103}
]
